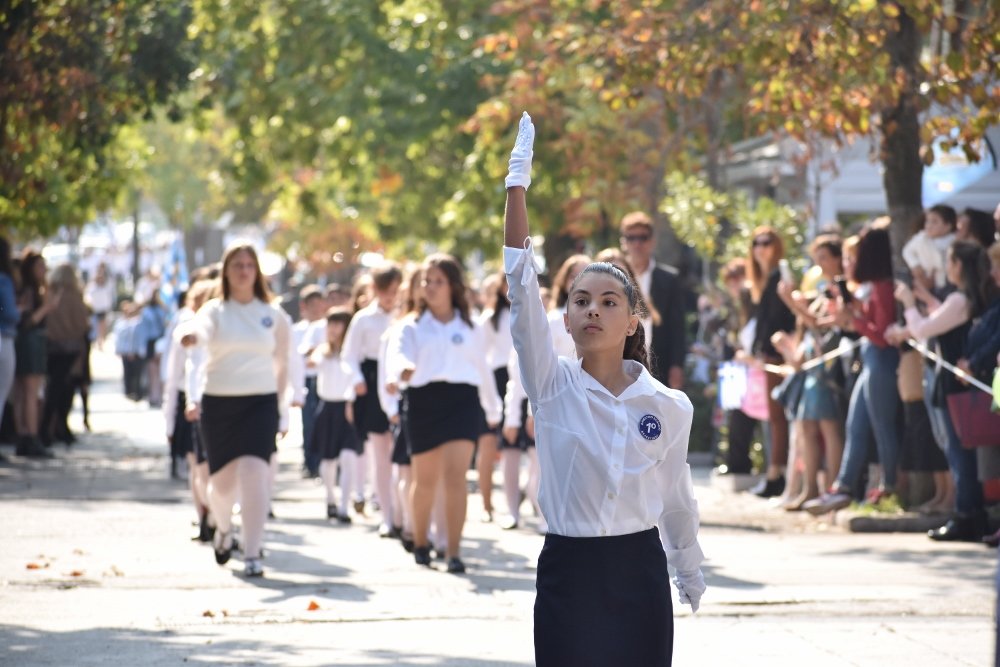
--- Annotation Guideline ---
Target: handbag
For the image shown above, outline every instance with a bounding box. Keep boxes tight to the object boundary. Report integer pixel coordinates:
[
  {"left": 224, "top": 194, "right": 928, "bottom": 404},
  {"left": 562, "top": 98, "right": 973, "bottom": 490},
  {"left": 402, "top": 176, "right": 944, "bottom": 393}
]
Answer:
[
  {"left": 946, "top": 389, "right": 1000, "bottom": 448},
  {"left": 740, "top": 365, "right": 770, "bottom": 421}
]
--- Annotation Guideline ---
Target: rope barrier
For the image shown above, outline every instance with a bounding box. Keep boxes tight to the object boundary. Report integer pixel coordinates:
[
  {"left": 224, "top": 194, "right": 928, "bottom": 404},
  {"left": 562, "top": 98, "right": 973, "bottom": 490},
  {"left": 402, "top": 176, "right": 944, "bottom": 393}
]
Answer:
[
  {"left": 905, "top": 337, "right": 993, "bottom": 395},
  {"left": 761, "top": 338, "right": 863, "bottom": 376}
]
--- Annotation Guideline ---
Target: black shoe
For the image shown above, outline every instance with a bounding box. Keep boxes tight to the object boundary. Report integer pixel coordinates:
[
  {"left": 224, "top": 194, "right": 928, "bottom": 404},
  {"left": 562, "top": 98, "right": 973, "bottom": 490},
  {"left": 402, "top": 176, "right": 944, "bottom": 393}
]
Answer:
[
  {"left": 753, "top": 475, "right": 786, "bottom": 499},
  {"left": 446, "top": 557, "right": 466, "bottom": 574},
  {"left": 414, "top": 546, "right": 432, "bottom": 567},
  {"left": 928, "top": 515, "right": 986, "bottom": 543},
  {"left": 213, "top": 531, "right": 234, "bottom": 565},
  {"left": 336, "top": 513, "right": 352, "bottom": 525},
  {"left": 198, "top": 511, "right": 215, "bottom": 543},
  {"left": 433, "top": 546, "right": 446, "bottom": 561},
  {"left": 16, "top": 436, "right": 53, "bottom": 459},
  {"left": 401, "top": 536, "right": 415, "bottom": 553},
  {"left": 327, "top": 504, "right": 338, "bottom": 519}
]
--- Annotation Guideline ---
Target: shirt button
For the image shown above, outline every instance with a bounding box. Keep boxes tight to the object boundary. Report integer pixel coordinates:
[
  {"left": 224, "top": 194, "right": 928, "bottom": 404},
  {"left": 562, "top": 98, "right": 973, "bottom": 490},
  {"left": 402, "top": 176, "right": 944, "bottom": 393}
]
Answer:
[
  {"left": 607, "top": 492, "right": 614, "bottom": 500},
  {"left": 601, "top": 529, "right": 607, "bottom": 536}
]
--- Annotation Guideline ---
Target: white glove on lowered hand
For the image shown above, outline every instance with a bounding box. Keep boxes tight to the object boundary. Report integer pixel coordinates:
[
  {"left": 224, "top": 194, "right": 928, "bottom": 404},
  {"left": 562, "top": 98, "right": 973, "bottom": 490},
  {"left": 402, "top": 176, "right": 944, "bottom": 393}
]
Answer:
[
  {"left": 505, "top": 111, "right": 535, "bottom": 190},
  {"left": 673, "top": 569, "right": 706, "bottom": 613}
]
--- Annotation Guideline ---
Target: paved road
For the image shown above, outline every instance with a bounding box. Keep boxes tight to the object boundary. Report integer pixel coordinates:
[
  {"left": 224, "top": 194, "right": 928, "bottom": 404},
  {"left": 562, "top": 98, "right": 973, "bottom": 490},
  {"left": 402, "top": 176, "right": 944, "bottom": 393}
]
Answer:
[{"left": 0, "top": 348, "right": 996, "bottom": 666}]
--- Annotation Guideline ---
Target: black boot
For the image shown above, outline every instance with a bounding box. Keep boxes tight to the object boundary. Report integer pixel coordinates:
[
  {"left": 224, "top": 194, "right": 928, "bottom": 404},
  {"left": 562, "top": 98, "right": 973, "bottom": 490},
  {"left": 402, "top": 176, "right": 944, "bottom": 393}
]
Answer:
[
  {"left": 928, "top": 513, "right": 987, "bottom": 542},
  {"left": 753, "top": 475, "right": 786, "bottom": 499},
  {"left": 16, "top": 435, "right": 53, "bottom": 459}
]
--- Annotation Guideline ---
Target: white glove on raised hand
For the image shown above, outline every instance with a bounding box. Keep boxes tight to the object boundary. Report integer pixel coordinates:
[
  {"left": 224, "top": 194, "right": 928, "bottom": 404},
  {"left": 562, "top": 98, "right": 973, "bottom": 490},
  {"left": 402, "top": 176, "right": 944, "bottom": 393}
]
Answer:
[
  {"left": 505, "top": 111, "right": 535, "bottom": 191},
  {"left": 673, "top": 569, "right": 706, "bottom": 613}
]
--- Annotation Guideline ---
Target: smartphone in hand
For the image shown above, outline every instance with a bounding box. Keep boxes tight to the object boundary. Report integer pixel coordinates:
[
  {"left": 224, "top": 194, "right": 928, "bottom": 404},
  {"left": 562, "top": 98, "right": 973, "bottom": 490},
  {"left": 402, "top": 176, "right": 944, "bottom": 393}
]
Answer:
[{"left": 835, "top": 276, "right": 852, "bottom": 303}]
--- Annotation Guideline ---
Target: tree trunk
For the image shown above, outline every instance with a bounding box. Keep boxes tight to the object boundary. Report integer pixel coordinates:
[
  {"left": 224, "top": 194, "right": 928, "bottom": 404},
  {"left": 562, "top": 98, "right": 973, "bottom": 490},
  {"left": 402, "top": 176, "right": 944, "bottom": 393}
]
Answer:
[{"left": 879, "top": 6, "right": 923, "bottom": 272}]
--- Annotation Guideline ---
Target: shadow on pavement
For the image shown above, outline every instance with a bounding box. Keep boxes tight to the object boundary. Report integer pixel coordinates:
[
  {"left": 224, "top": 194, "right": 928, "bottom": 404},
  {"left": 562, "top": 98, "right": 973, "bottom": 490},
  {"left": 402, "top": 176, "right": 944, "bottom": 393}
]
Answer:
[{"left": 0, "top": 625, "right": 528, "bottom": 666}]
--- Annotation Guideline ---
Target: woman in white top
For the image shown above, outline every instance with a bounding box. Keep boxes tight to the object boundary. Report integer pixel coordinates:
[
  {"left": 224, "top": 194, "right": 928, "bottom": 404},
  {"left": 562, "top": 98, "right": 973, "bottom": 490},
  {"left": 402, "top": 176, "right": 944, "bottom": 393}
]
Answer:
[
  {"left": 474, "top": 271, "right": 512, "bottom": 522},
  {"left": 308, "top": 307, "right": 363, "bottom": 523},
  {"left": 394, "top": 254, "right": 502, "bottom": 574},
  {"left": 179, "top": 244, "right": 290, "bottom": 578},
  {"left": 504, "top": 113, "right": 704, "bottom": 665}
]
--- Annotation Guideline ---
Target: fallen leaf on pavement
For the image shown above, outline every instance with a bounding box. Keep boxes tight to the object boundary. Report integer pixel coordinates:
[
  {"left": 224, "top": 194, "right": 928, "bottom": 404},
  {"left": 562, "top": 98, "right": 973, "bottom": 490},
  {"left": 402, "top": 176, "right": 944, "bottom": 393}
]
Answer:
[
  {"left": 202, "top": 610, "right": 215, "bottom": 618},
  {"left": 26, "top": 563, "right": 43, "bottom": 570},
  {"left": 307, "top": 601, "right": 320, "bottom": 611},
  {"left": 68, "top": 570, "right": 84, "bottom": 577},
  {"left": 221, "top": 610, "right": 229, "bottom": 617}
]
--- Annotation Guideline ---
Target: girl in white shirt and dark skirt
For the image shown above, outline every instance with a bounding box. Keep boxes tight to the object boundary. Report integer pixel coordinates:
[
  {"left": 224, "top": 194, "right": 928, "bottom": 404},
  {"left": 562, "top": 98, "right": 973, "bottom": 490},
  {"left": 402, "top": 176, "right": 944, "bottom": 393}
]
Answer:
[
  {"left": 308, "top": 307, "right": 364, "bottom": 523},
  {"left": 503, "top": 113, "right": 704, "bottom": 666},
  {"left": 179, "top": 244, "right": 290, "bottom": 578},
  {"left": 394, "top": 254, "right": 502, "bottom": 574}
]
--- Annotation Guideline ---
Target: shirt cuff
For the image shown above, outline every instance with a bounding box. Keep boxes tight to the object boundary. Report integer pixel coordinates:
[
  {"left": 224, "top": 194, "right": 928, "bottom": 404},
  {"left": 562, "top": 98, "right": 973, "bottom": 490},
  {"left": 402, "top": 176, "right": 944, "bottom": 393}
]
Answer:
[{"left": 665, "top": 541, "right": 705, "bottom": 575}]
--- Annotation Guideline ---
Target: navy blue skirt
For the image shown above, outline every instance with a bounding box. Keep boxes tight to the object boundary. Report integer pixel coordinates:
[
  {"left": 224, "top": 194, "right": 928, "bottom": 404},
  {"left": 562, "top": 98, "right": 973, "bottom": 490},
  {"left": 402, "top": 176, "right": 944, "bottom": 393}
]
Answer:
[
  {"left": 199, "top": 393, "right": 278, "bottom": 474},
  {"left": 310, "top": 400, "right": 362, "bottom": 460},
  {"left": 405, "top": 382, "right": 481, "bottom": 455},
  {"left": 353, "top": 358, "right": 390, "bottom": 437},
  {"left": 535, "top": 527, "right": 672, "bottom": 666}
]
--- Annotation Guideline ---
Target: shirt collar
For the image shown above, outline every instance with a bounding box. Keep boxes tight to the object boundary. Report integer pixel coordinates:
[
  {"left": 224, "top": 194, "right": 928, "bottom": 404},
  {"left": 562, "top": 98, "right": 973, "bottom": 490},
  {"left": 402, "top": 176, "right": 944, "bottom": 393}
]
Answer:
[{"left": 574, "top": 358, "right": 659, "bottom": 401}]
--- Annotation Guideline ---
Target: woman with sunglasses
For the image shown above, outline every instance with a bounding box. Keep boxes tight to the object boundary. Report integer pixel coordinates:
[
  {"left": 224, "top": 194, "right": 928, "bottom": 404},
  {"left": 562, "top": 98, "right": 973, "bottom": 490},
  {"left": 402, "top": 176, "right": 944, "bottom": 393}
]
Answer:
[{"left": 746, "top": 227, "right": 796, "bottom": 498}]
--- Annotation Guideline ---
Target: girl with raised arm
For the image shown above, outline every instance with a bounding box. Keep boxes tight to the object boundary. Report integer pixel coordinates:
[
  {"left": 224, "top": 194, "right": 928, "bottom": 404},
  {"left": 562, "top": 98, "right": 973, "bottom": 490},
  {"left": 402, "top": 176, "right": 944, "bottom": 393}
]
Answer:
[{"left": 503, "top": 112, "right": 704, "bottom": 666}]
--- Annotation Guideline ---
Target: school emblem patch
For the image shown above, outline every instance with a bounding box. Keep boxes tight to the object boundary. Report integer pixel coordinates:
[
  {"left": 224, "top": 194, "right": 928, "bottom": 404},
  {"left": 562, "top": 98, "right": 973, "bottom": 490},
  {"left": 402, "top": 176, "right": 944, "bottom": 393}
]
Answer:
[
  {"left": 451, "top": 333, "right": 463, "bottom": 345},
  {"left": 638, "top": 414, "right": 662, "bottom": 440},
  {"left": 261, "top": 316, "right": 274, "bottom": 328}
]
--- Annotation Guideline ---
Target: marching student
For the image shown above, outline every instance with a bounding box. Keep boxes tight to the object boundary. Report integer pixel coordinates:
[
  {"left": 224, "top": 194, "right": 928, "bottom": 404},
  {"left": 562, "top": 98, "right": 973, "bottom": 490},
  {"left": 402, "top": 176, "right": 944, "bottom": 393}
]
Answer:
[
  {"left": 308, "top": 307, "right": 364, "bottom": 523},
  {"left": 475, "top": 272, "right": 513, "bottom": 522},
  {"left": 503, "top": 112, "right": 704, "bottom": 665},
  {"left": 393, "top": 254, "right": 502, "bottom": 573},
  {"left": 178, "top": 243, "right": 290, "bottom": 578},
  {"left": 342, "top": 263, "right": 403, "bottom": 536}
]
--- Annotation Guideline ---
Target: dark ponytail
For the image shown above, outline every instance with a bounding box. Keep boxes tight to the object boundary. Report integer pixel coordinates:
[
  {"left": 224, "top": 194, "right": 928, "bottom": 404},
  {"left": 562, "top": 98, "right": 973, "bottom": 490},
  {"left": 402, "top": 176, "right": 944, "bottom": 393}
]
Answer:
[
  {"left": 571, "top": 261, "right": 651, "bottom": 370},
  {"left": 624, "top": 321, "right": 650, "bottom": 368}
]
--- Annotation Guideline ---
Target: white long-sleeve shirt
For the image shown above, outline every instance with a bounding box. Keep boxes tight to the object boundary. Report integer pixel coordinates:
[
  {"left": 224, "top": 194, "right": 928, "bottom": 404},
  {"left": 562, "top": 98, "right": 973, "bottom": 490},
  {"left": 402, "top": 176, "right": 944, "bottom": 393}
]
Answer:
[
  {"left": 343, "top": 300, "right": 394, "bottom": 376},
  {"left": 163, "top": 307, "right": 195, "bottom": 437},
  {"left": 393, "top": 309, "right": 503, "bottom": 425},
  {"left": 310, "top": 347, "right": 360, "bottom": 402},
  {"left": 504, "top": 243, "right": 703, "bottom": 575},
  {"left": 377, "top": 320, "right": 405, "bottom": 420},
  {"left": 478, "top": 308, "right": 514, "bottom": 370},
  {"left": 903, "top": 292, "right": 969, "bottom": 342}
]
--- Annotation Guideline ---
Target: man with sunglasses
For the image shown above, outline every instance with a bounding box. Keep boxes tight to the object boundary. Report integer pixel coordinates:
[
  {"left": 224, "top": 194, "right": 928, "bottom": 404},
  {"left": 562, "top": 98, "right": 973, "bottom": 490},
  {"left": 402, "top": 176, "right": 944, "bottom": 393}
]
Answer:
[{"left": 620, "top": 212, "right": 687, "bottom": 389}]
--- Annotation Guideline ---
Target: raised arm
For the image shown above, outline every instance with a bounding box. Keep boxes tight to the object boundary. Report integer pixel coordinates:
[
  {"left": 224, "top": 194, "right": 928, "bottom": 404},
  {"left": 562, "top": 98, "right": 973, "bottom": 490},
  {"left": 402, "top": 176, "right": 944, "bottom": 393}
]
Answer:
[{"left": 503, "top": 112, "right": 561, "bottom": 404}]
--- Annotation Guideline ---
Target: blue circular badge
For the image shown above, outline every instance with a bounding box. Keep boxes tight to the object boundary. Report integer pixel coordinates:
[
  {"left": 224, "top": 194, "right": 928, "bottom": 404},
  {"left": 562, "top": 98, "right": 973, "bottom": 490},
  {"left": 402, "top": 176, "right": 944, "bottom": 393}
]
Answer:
[
  {"left": 261, "top": 316, "right": 274, "bottom": 328},
  {"left": 451, "top": 333, "right": 464, "bottom": 345},
  {"left": 638, "top": 414, "right": 662, "bottom": 440}
]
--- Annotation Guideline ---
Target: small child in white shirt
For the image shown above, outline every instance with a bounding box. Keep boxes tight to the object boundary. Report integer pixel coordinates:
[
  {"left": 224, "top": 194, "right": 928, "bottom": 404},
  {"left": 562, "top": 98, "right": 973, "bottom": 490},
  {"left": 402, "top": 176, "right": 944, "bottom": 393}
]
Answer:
[
  {"left": 307, "top": 307, "right": 363, "bottom": 523},
  {"left": 902, "top": 205, "right": 957, "bottom": 291}
]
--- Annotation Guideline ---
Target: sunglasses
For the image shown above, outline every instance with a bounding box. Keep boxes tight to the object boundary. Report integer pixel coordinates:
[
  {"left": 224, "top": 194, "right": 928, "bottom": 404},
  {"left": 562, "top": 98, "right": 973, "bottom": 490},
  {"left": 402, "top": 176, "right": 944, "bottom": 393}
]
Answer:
[
  {"left": 623, "top": 234, "right": 652, "bottom": 244},
  {"left": 753, "top": 237, "right": 774, "bottom": 247}
]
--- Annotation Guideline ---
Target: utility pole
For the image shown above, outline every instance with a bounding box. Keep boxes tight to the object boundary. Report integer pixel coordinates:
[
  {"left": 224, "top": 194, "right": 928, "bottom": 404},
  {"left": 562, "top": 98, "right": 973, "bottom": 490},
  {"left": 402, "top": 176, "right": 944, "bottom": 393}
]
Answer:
[{"left": 132, "top": 189, "right": 141, "bottom": 290}]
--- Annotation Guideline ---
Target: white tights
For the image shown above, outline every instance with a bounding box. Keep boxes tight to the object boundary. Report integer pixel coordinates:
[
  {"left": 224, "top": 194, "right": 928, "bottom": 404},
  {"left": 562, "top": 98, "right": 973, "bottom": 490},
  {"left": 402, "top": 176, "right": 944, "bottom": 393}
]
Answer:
[
  {"left": 393, "top": 463, "right": 412, "bottom": 534},
  {"left": 501, "top": 448, "right": 542, "bottom": 527},
  {"left": 368, "top": 432, "right": 394, "bottom": 527},
  {"left": 320, "top": 450, "right": 358, "bottom": 514},
  {"left": 208, "top": 456, "right": 270, "bottom": 559}
]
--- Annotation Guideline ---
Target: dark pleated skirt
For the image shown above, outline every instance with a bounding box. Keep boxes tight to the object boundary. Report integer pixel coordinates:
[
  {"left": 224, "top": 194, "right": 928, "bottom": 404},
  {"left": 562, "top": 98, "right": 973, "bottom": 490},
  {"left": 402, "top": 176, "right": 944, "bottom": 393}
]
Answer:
[
  {"left": 353, "top": 358, "right": 390, "bottom": 438},
  {"left": 171, "top": 391, "right": 195, "bottom": 458},
  {"left": 534, "top": 527, "right": 672, "bottom": 667},
  {"left": 499, "top": 398, "right": 535, "bottom": 451},
  {"left": 310, "top": 399, "right": 362, "bottom": 460},
  {"left": 199, "top": 393, "right": 278, "bottom": 474},
  {"left": 391, "top": 389, "right": 411, "bottom": 465},
  {"left": 478, "top": 366, "right": 510, "bottom": 436},
  {"left": 405, "top": 382, "right": 481, "bottom": 455}
]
